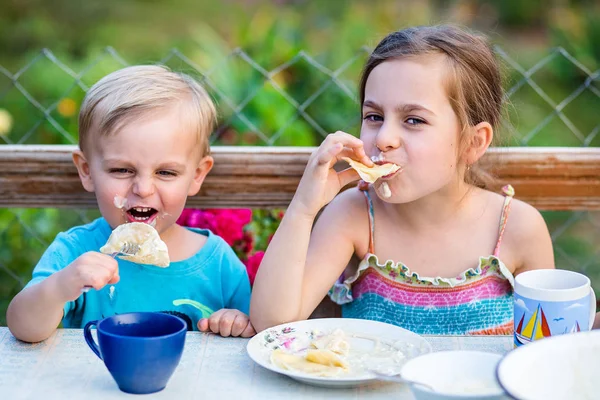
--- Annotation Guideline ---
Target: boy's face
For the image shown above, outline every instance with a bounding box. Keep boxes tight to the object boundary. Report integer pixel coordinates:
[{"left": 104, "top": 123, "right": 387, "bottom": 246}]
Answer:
[{"left": 73, "top": 106, "right": 213, "bottom": 238}]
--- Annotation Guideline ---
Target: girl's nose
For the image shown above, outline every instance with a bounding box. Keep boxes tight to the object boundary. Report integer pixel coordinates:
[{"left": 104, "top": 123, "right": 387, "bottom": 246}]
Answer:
[
  {"left": 132, "top": 176, "right": 155, "bottom": 198},
  {"left": 375, "top": 122, "right": 403, "bottom": 152}
]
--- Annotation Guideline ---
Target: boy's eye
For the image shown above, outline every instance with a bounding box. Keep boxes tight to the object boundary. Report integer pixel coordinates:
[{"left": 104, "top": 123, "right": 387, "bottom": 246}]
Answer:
[
  {"left": 109, "top": 168, "right": 132, "bottom": 174},
  {"left": 157, "top": 170, "right": 177, "bottom": 177},
  {"left": 406, "top": 117, "right": 426, "bottom": 125}
]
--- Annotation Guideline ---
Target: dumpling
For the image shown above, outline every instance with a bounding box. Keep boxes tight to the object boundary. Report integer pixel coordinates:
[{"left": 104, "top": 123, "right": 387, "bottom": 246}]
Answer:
[
  {"left": 311, "top": 329, "right": 350, "bottom": 356},
  {"left": 270, "top": 349, "right": 348, "bottom": 377},
  {"left": 100, "top": 222, "right": 170, "bottom": 267},
  {"left": 342, "top": 157, "right": 401, "bottom": 183},
  {"left": 305, "top": 349, "right": 349, "bottom": 369}
]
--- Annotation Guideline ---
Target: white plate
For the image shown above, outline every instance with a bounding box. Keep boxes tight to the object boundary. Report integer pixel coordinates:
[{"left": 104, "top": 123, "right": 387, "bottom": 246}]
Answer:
[
  {"left": 247, "top": 318, "right": 432, "bottom": 388},
  {"left": 497, "top": 330, "right": 600, "bottom": 400}
]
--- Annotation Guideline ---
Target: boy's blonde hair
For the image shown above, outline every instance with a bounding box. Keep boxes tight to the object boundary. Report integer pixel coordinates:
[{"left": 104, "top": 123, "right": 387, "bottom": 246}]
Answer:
[{"left": 79, "top": 65, "right": 216, "bottom": 156}]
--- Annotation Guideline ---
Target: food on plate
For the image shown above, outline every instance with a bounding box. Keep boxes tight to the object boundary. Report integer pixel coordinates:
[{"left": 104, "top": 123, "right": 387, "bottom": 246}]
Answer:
[
  {"left": 266, "top": 328, "right": 412, "bottom": 378},
  {"left": 271, "top": 349, "right": 349, "bottom": 377},
  {"left": 305, "top": 349, "right": 349, "bottom": 368},
  {"left": 311, "top": 328, "right": 350, "bottom": 356}
]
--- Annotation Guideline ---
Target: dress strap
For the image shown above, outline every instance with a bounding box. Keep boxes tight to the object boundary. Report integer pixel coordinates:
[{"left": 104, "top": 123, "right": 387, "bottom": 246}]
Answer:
[
  {"left": 359, "top": 184, "right": 376, "bottom": 254},
  {"left": 493, "top": 185, "right": 515, "bottom": 257}
]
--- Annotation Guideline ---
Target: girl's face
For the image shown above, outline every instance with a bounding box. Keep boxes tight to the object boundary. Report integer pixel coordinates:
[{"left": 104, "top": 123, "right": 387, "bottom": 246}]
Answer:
[{"left": 360, "top": 54, "right": 464, "bottom": 203}]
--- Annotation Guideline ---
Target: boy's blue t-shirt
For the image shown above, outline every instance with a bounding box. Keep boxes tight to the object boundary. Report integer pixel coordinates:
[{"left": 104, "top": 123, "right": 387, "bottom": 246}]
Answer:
[{"left": 25, "top": 218, "right": 251, "bottom": 331}]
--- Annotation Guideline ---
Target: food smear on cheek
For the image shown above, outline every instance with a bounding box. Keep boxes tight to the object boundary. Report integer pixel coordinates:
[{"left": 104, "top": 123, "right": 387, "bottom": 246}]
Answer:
[{"left": 113, "top": 195, "right": 128, "bottom": 209}]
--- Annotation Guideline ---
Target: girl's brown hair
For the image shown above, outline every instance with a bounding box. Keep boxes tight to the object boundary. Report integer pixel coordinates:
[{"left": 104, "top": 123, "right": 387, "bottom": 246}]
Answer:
[{"left": 359, "top": 25, "right": 503, "bottom": 188}]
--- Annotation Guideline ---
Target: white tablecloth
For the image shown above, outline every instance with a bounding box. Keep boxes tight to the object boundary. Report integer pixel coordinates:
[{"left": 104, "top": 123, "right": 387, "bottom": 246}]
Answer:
[{"left": 0, "top": 326, "right": 513, "bottom": 399}]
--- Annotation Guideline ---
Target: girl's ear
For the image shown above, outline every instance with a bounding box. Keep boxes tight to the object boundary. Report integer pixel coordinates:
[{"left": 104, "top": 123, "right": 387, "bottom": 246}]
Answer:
[
  {"left": 188, "top": 155, "right": 214, "bottom": 196},
  {"left": 72, "top": 149, "right": 95, "bottom": 192},
  {"left": 464, "top": 121, "right": 493, "bottom": 166}
]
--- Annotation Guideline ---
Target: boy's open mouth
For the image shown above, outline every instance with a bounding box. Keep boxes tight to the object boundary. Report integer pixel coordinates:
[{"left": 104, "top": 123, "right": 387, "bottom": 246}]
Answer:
[{"left": 126, "top": 207, "right": 159, "bottom": 224}]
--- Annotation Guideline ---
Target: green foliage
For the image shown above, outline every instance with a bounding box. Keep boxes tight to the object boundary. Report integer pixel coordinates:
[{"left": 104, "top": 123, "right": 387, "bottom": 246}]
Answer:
[
  {"left": 247, "top": 209, "right": 284, "bottom": 252},
  {"left": 0, "top": 209, "right": 101, "bottom": 325}
]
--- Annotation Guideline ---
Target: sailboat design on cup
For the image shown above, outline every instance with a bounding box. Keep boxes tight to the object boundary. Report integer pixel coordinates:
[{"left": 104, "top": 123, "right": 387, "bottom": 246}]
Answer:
[
  {"left": 515, "top": 304, "right": 552, "bottom": 346},
  {"left": 562, "top": 321, "right": 581, "bottom": 334}
]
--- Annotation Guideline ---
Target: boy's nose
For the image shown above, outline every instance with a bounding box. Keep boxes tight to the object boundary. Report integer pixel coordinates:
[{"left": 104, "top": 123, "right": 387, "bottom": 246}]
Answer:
[{"left": 132, "top": 176, "right": 156, "bottom": 198}]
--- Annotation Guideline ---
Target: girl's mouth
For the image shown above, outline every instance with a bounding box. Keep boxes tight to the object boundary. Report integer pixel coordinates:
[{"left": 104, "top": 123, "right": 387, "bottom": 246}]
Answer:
[
  {"left": 381, "top": 168, "right": 402, "bottom": 180},
  {"left": 126, "top": 207, "right": 159, "bottom": 225},
  {"left": 374, "top": 161, "right": 403, "bottom": 180}
]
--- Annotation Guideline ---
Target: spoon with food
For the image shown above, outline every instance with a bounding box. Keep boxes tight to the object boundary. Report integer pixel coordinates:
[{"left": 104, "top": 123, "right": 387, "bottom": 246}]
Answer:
[{"left": 100, "top": 222, "right": 170, "bottom": 267}]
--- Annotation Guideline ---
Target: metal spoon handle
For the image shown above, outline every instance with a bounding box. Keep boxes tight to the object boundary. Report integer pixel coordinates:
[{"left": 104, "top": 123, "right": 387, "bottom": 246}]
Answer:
[{"left": 370, "top": 371, "right": 435, "bottom": 391}]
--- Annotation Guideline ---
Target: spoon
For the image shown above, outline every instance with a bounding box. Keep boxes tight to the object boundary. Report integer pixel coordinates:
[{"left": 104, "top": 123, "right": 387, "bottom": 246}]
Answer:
[{"left": 370, "top": 370, "right": 436, "bottom": 391}]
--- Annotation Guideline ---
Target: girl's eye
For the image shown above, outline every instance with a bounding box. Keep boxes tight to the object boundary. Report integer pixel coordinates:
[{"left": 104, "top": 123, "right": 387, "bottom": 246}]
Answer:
[
  {"left": 364, "top": 114, "right": 383, "bottom": 122},
  {"left": 157, "top": 170, "right": 177, "bottom": 177},
  {"left": 406, "top": 117, "right": 426, "bottom": 125}
]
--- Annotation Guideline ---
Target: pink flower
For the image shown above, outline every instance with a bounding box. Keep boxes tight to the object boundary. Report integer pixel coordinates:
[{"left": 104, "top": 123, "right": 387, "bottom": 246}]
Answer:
[
  {"left": 235, "top": 209, "right": 252, "bottom": 226},
  {"left": 178, "top": 209, "right": 253, "bottom": 247},
  {"left": 178, "top": 209, "right": 269, "bottom": 283},
  {"left": 194, "top": 211, "right": 218, "bottom": 232},
  {"left": 177, "top": 209, "right": 203, "bottom": 227},
  {"left": 241, "top": 231, "right": 254, "bottom": 254},
  {"left": 244, "top": 251, "right": 264, "bottom": 286},
  {"left": 204, "top": 208, "right": 251, "bottom": 227},
  {"left": 212, "top": 210, "right": 247, "bottom": 246},
  {"left": 176, "top": 209, "right": 191, "bottom": 226}
]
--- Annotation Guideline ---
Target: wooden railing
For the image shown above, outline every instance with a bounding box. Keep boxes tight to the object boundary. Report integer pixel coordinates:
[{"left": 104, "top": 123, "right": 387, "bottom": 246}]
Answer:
[
  {"left": 2, "top": 144, "right": 599, "bottom": 318},
  {"left": 1, "top": 145, "right": 599, "bottom": 210}
]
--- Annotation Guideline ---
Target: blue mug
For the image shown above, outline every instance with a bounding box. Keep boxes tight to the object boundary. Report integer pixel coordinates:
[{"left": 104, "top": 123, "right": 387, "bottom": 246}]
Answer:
[{"left": 84, "top": 312, "right": 187, "bottom": 394}]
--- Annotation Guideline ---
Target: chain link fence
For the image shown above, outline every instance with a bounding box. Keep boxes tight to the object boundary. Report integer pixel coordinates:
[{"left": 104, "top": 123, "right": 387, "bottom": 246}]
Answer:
[{"left": 0, "top": 46, "right": 599, "bottom": 323}]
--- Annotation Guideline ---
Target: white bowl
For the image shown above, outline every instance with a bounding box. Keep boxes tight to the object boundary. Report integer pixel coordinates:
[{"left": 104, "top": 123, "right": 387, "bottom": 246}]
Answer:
[
  {"left": 400, "top": 350, "right": 506, "bottom": 400},
  {"left": 497, "top": 330, "right": 600, "bottom": 400}
]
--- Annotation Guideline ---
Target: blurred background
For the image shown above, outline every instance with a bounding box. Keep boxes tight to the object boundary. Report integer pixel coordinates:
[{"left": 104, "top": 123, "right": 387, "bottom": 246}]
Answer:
[{"left": 1, "top": 0, "right": 599, "bottom": 325}]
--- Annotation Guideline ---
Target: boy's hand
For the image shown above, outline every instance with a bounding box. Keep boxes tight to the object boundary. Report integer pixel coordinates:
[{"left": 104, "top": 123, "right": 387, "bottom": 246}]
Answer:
[
  {"left": 58, "top": 251, "right": 120, "bottom": 301},
  {"left": 197, "top": 309, "right": 256, "bottom": 338}
]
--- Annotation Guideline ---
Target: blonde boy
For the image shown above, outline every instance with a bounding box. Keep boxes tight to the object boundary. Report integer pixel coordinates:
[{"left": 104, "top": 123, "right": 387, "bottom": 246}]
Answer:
[{"left": 7, "top": 66, "right": 254, "bottom": 342}]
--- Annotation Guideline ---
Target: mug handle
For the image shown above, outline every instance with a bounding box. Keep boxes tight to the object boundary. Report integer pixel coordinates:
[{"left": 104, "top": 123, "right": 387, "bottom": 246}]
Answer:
[
  {"left": 84, "top": 320, "right": 102, "bottom": 359},
  {"left": 588, "top": 288, "right": 597, "bottom": 331}
]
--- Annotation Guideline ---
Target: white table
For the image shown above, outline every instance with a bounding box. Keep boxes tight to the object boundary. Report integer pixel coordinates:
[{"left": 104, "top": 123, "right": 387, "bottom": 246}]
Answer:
[{"left": 0, "top": 326, "right": 513, "bottom": 399}]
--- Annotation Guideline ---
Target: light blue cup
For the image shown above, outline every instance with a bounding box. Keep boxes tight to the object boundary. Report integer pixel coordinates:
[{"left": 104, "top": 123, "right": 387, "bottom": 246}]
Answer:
[{"left": 514, "top": 269, "right": 596, "bottom": 347}]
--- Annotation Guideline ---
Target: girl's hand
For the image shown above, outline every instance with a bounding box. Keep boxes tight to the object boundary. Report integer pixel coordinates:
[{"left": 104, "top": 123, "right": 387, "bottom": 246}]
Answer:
[
  {"left": 291, "top": 131, "right": 372, "bottom": 218},
  {"left": 198, "top": 308, "right": 256, "bottom": 337},
  {"left": 57, "top": 252, "right": 120, "bottom": 301}
]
